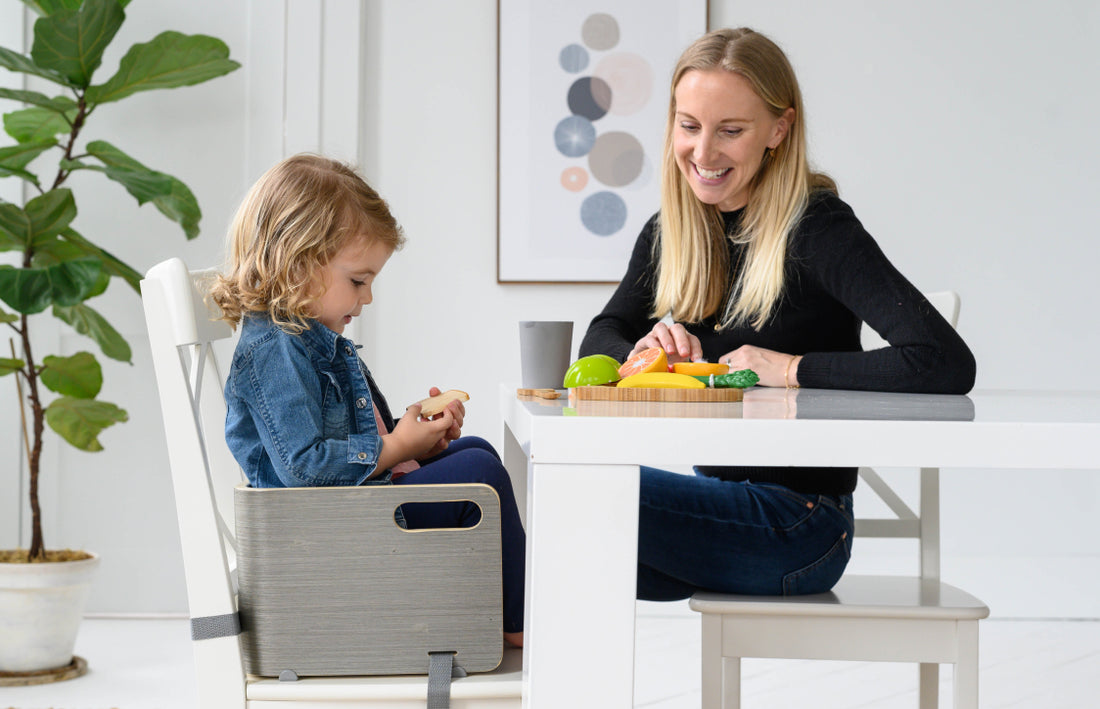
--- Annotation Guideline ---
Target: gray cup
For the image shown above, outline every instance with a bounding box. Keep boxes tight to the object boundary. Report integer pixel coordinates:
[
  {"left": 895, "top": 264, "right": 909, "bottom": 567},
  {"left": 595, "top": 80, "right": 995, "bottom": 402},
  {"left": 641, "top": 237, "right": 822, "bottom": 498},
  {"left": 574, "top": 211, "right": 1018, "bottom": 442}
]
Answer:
[{"left": 519, "top": 321, "right": 574, "bottom": 389}]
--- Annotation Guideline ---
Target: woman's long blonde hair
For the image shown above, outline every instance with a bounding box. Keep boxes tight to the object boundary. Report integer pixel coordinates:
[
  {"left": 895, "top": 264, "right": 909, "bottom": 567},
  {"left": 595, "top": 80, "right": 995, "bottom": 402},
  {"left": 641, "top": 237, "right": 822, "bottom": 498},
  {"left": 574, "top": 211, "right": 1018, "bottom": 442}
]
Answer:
[
  {"left": 208, "top": 154, "right": 403, "bottom": 332},
  {"left": 654, "top": 28, "right": 835, "bottom": 330}
]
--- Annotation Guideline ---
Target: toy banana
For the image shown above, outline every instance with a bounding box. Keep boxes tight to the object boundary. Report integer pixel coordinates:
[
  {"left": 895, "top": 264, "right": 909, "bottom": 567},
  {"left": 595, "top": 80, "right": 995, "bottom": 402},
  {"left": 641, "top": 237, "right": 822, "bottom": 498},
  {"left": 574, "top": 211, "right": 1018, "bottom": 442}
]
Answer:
[{"left": 617, "top": 372, "right": 705, "bottom": 389}]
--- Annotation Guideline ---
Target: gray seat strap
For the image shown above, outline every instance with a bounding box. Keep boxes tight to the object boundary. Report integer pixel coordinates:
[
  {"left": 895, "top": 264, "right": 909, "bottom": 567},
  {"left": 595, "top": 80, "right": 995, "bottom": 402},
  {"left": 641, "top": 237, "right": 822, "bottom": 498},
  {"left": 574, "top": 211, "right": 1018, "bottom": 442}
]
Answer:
[
  {"left": 190, "top": 612, "right": 241, "bottom": 640},
  {"left": 427, "top": 651, "right": 460, "bottom": 709}
]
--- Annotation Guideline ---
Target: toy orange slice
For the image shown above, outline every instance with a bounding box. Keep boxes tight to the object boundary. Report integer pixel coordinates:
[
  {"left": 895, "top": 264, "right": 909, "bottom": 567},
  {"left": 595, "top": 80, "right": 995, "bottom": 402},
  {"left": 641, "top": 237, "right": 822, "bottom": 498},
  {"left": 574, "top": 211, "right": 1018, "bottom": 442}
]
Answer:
[
  {"left": 672, "top": 362, "right": 729, "bottom": 377},
  {"left": 618, "top": 347, "right": 668, "bottom": 378}
]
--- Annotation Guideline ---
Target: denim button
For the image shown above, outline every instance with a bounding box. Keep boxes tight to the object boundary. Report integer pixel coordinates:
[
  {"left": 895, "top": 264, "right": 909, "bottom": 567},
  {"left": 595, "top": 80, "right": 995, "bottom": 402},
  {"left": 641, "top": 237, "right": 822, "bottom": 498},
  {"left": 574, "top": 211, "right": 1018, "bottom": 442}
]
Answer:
[
  {"left": 357, "top": 452, "right": 367, "bottom": 460},
  {"left": 355, "top": 397, "right": 367, "bottom": 409},
  {"left": 345, "top": 345, "right": 354, "bottom": 355}
]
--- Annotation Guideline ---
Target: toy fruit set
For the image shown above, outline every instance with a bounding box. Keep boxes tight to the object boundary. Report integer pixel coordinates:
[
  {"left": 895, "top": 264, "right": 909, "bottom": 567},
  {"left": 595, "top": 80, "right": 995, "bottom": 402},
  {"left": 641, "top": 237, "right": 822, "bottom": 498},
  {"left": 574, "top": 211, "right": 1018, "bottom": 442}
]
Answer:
[{"left": 563, "top": 348, "right": 759, "bottom": 390}]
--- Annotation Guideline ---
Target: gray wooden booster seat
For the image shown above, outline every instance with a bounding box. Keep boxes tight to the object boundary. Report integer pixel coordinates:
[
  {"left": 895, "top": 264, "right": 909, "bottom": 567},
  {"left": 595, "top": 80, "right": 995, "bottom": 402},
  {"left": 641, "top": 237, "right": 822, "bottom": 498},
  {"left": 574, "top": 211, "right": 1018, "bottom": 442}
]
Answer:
[{"left": 142, "top": 257, "right": 519, "bottom": 708}]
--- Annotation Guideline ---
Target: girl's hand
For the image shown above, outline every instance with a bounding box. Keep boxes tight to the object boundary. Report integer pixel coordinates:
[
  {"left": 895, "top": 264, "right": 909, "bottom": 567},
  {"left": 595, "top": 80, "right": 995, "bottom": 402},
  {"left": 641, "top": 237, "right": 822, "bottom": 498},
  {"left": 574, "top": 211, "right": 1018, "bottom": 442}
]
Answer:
[
  {"left": 380, "top": 406, "right": 454, "bottom": 469},
  {"left": 421, "top": 386, "right": 463, "bottom": 440},
  {"left": 720, "top": 345, "right": 800, "bottom": 388},
  {"left": 630, "top": 321, "right": 703, "bottom": 363}
]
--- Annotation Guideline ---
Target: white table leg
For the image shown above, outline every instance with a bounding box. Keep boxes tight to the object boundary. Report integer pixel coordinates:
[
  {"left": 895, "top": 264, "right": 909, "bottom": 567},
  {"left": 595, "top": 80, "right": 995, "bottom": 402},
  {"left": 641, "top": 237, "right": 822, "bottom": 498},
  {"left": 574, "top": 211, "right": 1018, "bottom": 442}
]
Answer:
[
  {"left": 522, "top": 462, "right": 640, "bottom": 709},
  {"left": 501, "top": 419, "right": 528, "bottom": 530}
]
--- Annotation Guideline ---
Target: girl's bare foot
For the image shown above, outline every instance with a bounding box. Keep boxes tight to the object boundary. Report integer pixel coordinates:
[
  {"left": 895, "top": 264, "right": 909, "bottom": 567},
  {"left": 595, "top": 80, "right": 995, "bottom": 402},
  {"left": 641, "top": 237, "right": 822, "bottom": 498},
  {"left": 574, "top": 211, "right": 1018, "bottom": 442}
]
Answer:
[{"left": 504, "top": 631, "right": 524, "bottom": 648}]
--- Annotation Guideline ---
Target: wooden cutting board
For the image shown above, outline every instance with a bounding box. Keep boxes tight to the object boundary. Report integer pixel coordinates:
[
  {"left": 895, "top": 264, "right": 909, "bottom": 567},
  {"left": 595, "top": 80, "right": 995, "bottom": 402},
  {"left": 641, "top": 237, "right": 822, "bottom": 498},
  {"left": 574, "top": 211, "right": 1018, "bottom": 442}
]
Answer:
[{"left": 572, "top": 385, "right": 743, "bottom": 403}]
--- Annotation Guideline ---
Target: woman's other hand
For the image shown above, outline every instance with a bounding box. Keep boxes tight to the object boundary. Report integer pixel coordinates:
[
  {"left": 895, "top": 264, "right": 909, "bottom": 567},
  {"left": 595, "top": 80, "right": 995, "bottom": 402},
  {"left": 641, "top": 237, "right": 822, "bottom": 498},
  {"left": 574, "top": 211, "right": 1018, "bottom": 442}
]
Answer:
[
  {"left": 720, "top": 345, "right": 800, "bottom": 388},
  {"left": 630, "top": 321, "right": 703, "bottom": 363}
]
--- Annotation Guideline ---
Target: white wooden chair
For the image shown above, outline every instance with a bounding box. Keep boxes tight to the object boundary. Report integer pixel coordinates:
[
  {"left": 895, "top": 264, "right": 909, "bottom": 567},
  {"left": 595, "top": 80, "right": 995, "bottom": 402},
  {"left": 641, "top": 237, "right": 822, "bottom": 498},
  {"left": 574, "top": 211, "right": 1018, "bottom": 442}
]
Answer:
[
  {"left": 689, "top": 291, "right": 989, "bottom": 709},
  {"left": 141, "top": 257, "right": 521, "bottom": 708}
]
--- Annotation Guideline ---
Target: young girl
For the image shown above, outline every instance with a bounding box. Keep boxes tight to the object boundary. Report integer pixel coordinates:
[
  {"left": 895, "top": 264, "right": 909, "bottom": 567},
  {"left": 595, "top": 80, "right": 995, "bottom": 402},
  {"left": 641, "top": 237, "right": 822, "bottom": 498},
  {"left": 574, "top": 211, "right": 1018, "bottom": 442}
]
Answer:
[{"left": 209, "top": 154, "right": 523, "bottom": 647}]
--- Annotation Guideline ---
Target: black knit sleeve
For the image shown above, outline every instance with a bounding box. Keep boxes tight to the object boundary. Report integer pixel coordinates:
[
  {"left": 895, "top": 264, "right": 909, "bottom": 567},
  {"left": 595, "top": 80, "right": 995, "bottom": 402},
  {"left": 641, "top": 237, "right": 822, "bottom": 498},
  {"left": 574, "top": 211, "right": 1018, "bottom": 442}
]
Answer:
[
  {"left": 579, "top": 214, "right": 662, "bottom": 363},
  {"left": 794, "top": 195, "right": 976, "bottom": 394}
]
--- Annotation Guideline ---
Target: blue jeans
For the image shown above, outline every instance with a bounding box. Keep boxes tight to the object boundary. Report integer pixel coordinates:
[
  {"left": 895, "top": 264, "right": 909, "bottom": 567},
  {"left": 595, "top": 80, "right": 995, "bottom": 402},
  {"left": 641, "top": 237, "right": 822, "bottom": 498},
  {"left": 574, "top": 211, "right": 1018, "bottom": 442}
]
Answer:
[
  {"left": 392, "top": 437, "right": 525, "bottom": 633},
  {"left": 637, "top": 467, "right": 854, "bottom": 600}
]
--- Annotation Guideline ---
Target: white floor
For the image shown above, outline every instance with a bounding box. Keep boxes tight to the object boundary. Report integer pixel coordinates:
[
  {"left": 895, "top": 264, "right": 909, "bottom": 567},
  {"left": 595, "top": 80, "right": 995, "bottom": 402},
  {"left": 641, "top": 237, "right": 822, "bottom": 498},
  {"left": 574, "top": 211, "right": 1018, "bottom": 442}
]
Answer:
[{"left": 3, "top": 602, "right": 1097, "bottom": 708}]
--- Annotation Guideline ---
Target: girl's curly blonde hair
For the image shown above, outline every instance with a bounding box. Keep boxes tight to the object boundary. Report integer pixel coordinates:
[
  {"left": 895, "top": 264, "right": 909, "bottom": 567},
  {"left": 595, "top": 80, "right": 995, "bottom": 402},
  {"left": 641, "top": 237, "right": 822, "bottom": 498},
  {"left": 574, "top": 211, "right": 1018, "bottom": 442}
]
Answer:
[{"left": 209, "top": 154, "right": 404, "bottom": 332}]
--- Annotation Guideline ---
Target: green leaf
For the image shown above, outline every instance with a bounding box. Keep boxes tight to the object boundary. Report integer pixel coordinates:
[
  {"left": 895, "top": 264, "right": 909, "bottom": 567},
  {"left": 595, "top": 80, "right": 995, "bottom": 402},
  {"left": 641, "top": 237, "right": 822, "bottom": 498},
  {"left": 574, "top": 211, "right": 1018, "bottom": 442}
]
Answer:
[
  {"left": 0, "top": 357, "right": 25, "bottom": 376},
  {"left": 0, "top": 46, "right": 69, "bottom": 86},
  {"left": 0, "top": 202, "right": 31, "bottom": 250},
  {"left": 0, "top": 140, "right": 55, "bottom": 185},
  {"left": 30, "top": 0, "right": 126, "bottom": 88},
  {"left": 45, "top": 395, "right": 128, "bottom": 451},
  {"left": 85, "top": 141, "right": 201, "bottom": 239},
  {"left": 0, "top": 188, "right": 78, "bottom": 252},
  {"left": 59, "top": 227, "right": 141, "bottom": 291},
  {"left": 31, "top": 237, "right": 111, "bottom": 297},
  {"left": 0, "top": 140, "right": 58, "bottom": 170},
  {"left": 86, "top": 30, "right": 239, "bottom": 105},
  {"left": 0, "top": 257, "right": 102, "bottom": 314},
  {"left": 41, "top": 351, "right": 102, "bottom": 398},
  {"left": 0, "top": 305, "right": 19, "bottom": 323},
  {"left": 25, "top": 188, "right": 77, "bottom": 241},
  {"left": 20, "top": 0, "right": 131, "bottom": 16},
  {"left": 4, "top": 106, "right": 74, "bottom": 143},
  {"left": 53, "top": 303, "right": 132, "bottom": 363},
  {"left": 0, "top": 88, "right": 78, "bottom": 114}
]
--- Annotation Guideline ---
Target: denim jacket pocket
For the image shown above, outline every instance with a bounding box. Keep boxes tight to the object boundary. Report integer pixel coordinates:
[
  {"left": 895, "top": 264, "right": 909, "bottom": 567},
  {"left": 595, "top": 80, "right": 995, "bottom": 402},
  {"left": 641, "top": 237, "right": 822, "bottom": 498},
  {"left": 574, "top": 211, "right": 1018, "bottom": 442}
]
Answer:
[{"left": 319, "top": 370, "right": 349, "bottom": 438}]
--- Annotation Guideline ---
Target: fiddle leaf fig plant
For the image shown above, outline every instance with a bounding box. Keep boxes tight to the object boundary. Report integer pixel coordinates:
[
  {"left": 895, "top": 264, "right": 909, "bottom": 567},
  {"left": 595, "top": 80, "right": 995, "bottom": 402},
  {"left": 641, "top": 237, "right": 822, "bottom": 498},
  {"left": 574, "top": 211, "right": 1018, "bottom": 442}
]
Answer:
[{"left": 0, "top": 0, "right": 239, "bottom": 561}]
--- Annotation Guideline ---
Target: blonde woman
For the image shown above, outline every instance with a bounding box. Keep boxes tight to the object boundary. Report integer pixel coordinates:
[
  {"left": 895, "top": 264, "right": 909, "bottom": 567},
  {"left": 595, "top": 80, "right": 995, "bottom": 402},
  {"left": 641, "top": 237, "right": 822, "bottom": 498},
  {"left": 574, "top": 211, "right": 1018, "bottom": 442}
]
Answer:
[{"left": 579, "top": 28, "right": 974, "bottom": 600}]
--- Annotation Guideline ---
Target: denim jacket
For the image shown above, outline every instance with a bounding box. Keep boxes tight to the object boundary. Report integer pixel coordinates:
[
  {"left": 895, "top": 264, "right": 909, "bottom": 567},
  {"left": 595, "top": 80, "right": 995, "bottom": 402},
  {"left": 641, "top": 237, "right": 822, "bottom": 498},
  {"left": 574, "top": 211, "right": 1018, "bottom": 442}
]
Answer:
[{"left": 224, "top": 313, "right": 397, "bottom": 489}]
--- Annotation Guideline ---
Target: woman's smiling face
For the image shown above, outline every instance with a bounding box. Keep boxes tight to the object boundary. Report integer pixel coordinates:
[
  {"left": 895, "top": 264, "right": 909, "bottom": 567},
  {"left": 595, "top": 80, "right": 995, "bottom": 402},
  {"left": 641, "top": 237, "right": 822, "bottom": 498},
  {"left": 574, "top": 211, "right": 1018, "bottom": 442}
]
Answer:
[{"left": 672, "top": 69, "right": 793, "bottom": 212}]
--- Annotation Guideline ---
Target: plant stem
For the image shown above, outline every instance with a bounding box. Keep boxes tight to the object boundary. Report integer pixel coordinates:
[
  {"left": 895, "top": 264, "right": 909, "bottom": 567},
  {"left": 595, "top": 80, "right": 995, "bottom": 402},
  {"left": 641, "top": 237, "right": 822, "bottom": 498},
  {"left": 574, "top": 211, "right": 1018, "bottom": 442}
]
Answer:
[
  {"left": 24, "top": 90, "right": 88, "bottom": 560},
  {"left": 20, "top": 312, "right": 45, "bottom": 560},
  {"left": 51, "top": 92, "right": 86, "bottom": 192},
  {"left": 9, "top": 339, "right": 32, "bottom": 470}
]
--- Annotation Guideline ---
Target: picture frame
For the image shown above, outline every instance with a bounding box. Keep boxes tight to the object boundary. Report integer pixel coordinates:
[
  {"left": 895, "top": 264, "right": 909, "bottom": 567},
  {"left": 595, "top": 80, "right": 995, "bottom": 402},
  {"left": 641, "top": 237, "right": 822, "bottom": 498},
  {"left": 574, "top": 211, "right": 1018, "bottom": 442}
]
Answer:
[{"left": 497, "top": 0, "right": 708, "bottom": 283}]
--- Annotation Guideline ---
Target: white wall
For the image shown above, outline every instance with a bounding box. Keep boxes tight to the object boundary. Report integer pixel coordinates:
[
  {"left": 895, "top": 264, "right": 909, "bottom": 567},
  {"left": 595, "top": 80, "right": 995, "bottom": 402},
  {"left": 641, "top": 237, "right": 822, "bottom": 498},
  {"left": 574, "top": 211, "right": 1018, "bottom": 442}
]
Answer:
[{"left": 2, "top": 0, "right": 1097, "bottom": 618}]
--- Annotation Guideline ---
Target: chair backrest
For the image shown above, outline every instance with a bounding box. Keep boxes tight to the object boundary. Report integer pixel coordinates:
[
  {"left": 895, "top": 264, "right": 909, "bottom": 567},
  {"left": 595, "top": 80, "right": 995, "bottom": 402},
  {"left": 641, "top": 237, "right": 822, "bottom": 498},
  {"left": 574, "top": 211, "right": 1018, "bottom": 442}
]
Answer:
[
  {"left": 855, "top": 290, "right": 961, "bottom": 581},
  {"left": 142, "top": 257, "right": 248, "bottom": 703}
]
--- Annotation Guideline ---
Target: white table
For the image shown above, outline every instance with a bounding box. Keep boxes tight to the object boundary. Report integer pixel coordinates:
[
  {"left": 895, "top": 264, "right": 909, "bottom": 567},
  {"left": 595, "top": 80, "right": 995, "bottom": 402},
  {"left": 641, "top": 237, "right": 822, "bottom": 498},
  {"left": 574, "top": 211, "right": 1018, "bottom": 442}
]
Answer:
[{"left": 500, "top": 386, "right": 1100, "bottom": 708}]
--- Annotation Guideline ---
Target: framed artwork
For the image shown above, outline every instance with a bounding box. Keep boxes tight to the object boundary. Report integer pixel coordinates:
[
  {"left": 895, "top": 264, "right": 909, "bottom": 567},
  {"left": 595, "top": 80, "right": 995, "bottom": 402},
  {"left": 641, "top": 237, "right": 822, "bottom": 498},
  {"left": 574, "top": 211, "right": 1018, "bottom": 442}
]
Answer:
[{"left": 497, "top": 0, "right": 708, "bottom": 283}]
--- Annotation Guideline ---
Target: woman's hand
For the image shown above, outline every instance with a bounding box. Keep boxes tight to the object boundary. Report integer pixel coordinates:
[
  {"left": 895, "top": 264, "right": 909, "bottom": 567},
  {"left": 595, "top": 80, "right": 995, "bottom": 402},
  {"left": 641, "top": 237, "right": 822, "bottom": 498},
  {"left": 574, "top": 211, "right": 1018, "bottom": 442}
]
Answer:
[
  {"left": 630, "top": 321, "right": 703, "bottom": 363},
  {"left": 720, "top": 345, "right": 801, "bottom": 388}
]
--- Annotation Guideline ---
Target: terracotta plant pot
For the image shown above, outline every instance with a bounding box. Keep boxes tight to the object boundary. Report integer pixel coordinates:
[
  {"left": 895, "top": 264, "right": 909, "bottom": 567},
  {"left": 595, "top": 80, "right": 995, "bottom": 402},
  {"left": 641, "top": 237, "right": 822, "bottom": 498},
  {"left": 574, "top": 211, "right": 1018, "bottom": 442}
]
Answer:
[{"left": 0, "top": 553, "right": 100, "bottom": 673}]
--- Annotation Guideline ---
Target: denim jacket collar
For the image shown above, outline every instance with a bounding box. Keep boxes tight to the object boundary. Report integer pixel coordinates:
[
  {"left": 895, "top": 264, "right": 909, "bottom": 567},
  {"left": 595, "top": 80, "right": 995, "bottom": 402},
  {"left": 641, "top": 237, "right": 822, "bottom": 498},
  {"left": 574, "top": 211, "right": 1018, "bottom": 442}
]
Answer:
[{"left": 296, "top": 318, "right": 348, "bottom": 362}]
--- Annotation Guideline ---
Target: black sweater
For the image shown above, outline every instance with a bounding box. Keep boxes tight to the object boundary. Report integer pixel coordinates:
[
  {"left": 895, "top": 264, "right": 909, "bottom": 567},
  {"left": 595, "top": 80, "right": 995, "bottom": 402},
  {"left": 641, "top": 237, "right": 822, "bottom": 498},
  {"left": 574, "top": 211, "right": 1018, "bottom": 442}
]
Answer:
[{"left": 579, "top": 191, "right": 976, "bottom": 494}]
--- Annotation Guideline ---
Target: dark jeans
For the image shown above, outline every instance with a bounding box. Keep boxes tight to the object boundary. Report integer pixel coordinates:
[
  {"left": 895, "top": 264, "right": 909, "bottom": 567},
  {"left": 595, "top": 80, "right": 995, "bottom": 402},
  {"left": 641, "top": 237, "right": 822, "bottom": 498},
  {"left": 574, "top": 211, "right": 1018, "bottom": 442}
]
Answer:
[
  {"left": 393, "top": 436, "right": 525, "bottom": 633},
  {"left": 637, "top": 466, "right": 854, "bottom": 600}
]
